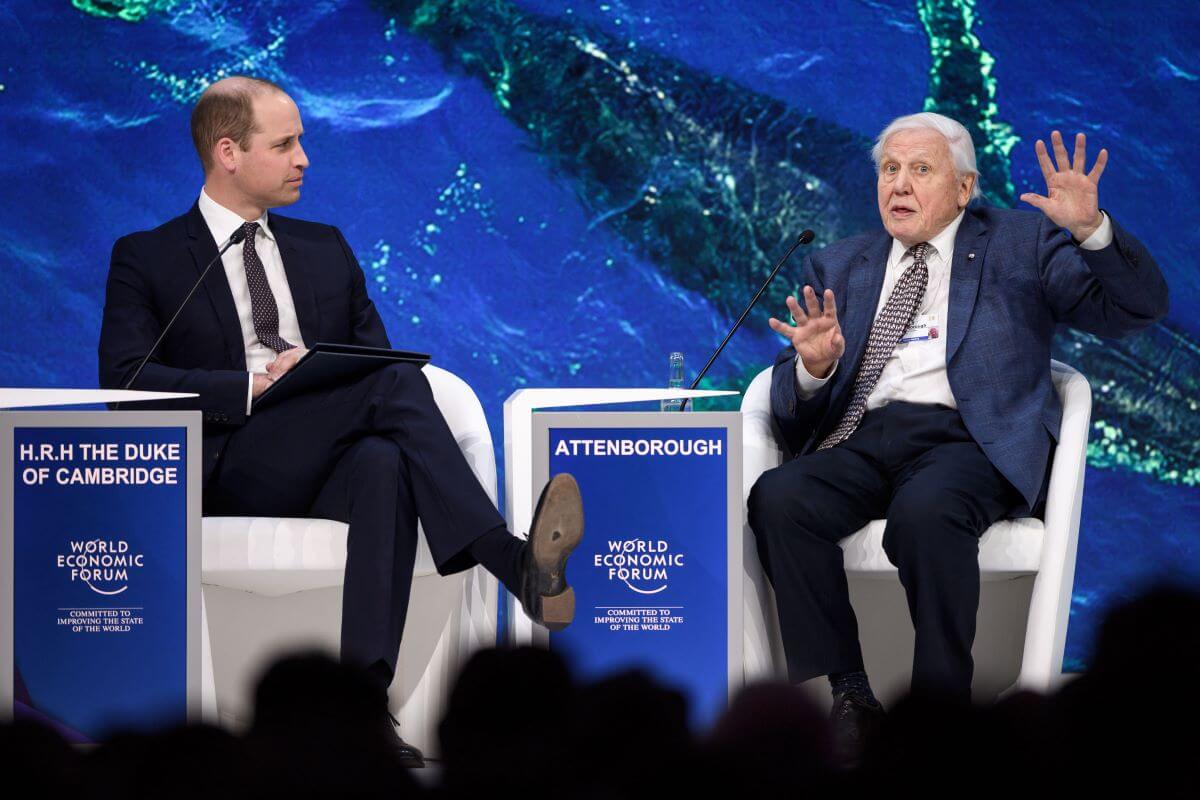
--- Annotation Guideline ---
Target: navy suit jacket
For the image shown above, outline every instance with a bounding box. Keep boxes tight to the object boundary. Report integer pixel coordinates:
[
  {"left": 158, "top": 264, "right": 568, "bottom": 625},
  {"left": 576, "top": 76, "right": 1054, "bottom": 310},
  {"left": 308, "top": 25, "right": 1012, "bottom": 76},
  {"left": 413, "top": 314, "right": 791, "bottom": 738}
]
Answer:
[
  {"left": 98, "top": 202, "right": 390, "bottom": 483},
  {"left": 768, "top": 205, "right": 1168, "bottom": 512}
]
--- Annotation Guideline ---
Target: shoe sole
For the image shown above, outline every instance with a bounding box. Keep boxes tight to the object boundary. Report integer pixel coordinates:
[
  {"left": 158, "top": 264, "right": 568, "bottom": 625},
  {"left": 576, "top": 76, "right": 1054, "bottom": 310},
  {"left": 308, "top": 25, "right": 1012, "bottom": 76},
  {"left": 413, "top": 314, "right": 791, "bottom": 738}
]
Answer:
[
  {"left": 530, "top": 473, "right": 584, "bottom": 631},
  {"left": 539, "top": 587, "right": 576, "bottom": 632}
]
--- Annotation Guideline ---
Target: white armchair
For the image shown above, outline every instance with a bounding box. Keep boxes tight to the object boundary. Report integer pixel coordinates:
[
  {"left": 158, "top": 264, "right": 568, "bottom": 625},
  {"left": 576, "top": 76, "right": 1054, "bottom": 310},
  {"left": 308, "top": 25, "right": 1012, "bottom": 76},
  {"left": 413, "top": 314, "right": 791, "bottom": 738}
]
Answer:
[
  {"left": 198, "top": 365, "right": 498, "bottom": 755},
  {"left": 741, "top": 360, "right": 1091, "bottom": 699}
]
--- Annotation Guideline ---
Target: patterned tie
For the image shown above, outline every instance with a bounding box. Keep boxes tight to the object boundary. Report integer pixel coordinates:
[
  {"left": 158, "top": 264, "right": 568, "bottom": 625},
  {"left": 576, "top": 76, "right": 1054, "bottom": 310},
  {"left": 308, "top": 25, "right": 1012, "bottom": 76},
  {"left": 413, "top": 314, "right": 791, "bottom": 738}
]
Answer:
[
  {"left": 817, "top": 242, "right": 930, "bottom": 450},
  {"left": 240, "top": 221, "right": 296, "bottom": 353}
]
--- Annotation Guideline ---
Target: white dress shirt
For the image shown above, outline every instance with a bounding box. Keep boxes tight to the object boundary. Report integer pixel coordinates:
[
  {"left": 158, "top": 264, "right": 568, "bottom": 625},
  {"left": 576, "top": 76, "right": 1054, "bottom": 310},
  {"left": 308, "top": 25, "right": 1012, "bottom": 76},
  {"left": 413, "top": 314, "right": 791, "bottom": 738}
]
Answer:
[
  {"left": 197, "top": 188, "right": 305, "bottom": 415},
  {"left": 794, "top": 210, "right": 1114, "bottom": 409}
]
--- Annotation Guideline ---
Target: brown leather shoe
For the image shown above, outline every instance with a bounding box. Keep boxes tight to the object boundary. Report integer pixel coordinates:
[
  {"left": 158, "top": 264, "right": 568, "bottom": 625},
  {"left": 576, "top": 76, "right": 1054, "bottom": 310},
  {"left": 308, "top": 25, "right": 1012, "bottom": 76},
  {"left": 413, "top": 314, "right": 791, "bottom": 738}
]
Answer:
[{"left": 519, "top": 473, "right": 584, "bottom": 631}]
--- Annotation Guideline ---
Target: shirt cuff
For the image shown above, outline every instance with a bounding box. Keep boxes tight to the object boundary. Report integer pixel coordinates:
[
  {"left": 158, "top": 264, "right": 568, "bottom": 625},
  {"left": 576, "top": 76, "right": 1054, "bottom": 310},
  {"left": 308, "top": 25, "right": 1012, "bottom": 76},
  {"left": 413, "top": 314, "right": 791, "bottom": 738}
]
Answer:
[
  {"left": 245, "top": 373, "right": 254, "bottom": 417},
  {"left": 1078, "top": 211, "right": 1113, "bottom": 251},
  {"left": 794, "top": 356, "right": 837, "bottom": 399}
]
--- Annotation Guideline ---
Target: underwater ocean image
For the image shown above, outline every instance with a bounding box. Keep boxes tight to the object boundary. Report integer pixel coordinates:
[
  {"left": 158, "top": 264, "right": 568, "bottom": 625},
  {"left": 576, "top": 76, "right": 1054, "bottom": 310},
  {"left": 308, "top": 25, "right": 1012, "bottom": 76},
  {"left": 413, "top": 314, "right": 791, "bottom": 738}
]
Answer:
[{"left": 1, "top": 0, "right": 1197, "bottom": 670}]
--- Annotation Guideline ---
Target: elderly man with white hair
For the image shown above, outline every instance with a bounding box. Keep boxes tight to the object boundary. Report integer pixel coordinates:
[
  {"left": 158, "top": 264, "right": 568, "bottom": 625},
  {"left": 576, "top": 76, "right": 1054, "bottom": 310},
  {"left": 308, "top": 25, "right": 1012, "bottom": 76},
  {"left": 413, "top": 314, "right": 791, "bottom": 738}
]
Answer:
[{"left": 747, "top": 112, "right": 1168, "bottom": 754}]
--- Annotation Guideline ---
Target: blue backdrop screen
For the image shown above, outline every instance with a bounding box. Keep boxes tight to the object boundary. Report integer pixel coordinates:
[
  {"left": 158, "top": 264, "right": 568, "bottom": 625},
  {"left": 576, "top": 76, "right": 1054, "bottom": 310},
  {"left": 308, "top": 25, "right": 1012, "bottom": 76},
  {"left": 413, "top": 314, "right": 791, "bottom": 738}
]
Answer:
[{"left": 1, "top": 0, "right": 1197, "bottom": 670}]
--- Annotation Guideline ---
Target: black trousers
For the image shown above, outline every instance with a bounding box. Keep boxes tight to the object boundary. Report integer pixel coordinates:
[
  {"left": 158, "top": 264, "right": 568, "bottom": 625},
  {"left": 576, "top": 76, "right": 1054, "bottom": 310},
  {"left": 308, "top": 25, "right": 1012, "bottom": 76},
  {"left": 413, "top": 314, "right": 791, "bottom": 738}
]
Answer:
[
  {"left": 204, "top": 363, "right": 506, "bottom": 679},
  {"left": 747, "top": 401, "right": 1024, "bottom": 701}
]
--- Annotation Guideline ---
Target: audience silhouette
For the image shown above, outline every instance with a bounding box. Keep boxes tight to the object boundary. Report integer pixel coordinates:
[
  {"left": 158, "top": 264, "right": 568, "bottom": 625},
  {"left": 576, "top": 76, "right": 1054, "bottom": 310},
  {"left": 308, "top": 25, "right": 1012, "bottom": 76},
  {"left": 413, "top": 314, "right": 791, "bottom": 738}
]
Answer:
[{"left": 2, "top": 582, "right": 1194, "bottom": 797}]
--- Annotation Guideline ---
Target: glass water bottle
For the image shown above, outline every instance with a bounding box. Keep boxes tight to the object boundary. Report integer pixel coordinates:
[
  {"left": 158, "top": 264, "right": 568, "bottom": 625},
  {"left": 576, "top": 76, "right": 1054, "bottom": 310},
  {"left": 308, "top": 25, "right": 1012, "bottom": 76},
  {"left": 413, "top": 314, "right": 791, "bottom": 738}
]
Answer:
[{"left": 661, "top": 351, "right": 685, "bottom": 412}]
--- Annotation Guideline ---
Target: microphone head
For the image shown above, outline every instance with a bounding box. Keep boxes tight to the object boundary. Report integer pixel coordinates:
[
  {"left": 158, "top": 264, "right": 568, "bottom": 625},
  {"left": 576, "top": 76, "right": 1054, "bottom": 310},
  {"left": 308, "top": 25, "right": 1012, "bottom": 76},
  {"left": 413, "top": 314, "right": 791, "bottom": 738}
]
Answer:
[
  {"left": 228, "top": 226, "right": 248, "bottom": 245},
  {"left": 797, "top": 229, "right": 815, "bottom": 245}
]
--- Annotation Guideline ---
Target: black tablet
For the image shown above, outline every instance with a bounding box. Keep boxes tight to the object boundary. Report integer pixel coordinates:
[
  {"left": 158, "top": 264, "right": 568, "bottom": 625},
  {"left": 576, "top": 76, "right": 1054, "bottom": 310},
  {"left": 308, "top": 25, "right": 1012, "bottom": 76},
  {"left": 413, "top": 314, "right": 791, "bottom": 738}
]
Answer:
[{"left": 251, "top": 343, "right": 431, "bottom": 412}]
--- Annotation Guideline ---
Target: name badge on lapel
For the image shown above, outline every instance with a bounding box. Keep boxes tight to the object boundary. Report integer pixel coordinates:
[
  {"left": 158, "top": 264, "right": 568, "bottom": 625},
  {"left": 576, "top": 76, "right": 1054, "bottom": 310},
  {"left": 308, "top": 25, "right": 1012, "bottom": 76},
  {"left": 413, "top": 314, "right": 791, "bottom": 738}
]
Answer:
[{"left": 899, "top": 313, "right": 939, "bottom": 343}]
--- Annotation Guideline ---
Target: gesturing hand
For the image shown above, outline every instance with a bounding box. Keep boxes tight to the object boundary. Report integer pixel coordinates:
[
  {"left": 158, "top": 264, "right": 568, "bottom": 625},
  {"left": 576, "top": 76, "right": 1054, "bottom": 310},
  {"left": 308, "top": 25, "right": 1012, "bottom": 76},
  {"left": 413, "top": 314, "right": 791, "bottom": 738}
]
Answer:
[
  {"left": 1019, "top": 130, "right": 1107, "bottom": 242},
  {"left": 768, "top": 286, "right": 844, "bottom": 379}
]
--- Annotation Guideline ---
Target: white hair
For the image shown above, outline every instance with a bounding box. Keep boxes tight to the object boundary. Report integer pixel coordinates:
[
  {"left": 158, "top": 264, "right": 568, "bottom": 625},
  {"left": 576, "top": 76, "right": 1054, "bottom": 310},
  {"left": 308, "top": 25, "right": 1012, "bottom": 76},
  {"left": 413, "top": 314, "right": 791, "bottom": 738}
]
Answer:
[{"left": 871, "top": 112, "right": 982, "bottom": 200}]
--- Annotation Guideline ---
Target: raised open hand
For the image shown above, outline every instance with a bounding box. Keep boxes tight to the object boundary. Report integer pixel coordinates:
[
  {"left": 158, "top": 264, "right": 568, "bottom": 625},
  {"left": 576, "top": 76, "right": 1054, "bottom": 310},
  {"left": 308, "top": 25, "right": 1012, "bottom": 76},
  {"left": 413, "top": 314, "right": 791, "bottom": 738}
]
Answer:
[
  {"left": 768, "top": 286, "right": 844, "bottom": 378},
  {"left": 1019, "top": 130, "right": 1107, "bottom": 241}
]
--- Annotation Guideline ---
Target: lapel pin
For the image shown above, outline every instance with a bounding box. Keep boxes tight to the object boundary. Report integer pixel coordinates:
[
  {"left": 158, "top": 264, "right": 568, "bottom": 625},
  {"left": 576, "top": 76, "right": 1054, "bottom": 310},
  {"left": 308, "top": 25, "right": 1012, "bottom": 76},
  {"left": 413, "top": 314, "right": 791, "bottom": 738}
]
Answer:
[{"left": 967, "top": 252, "right": 976, "bottom": 260}]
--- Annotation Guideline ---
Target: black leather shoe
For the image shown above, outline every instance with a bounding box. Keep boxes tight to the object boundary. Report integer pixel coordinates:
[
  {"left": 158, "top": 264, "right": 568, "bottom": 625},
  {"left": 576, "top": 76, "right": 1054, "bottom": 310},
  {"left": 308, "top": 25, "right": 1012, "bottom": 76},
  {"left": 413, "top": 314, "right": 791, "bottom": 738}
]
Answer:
[
  {"left": 830, "top": 692, "right": 885, "bottom": 768},
  {"left": 382, "top": 711, "right": 426, "bottom": 768},
  {"left": 519, "top": 473, "right": 584, "bottom": 631}
]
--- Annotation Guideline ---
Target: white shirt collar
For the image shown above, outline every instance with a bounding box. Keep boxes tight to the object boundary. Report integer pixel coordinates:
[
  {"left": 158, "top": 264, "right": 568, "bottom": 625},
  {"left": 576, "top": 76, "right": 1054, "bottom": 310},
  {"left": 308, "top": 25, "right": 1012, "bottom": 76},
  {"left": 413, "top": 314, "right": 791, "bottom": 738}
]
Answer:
[
  {"left": 888, "top": 208, "right": 966, "bottom": 266},
  {"left": 197, "top": 187, "right": 274, "bottom": 246}
]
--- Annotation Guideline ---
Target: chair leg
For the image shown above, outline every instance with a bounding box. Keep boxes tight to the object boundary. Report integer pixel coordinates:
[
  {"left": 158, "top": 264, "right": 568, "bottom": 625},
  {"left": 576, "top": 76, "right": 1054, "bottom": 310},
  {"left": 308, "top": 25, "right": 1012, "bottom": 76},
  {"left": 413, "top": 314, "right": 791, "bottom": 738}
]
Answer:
[{"left": 200, "top": 590, "right": 218, "bottom": 723}]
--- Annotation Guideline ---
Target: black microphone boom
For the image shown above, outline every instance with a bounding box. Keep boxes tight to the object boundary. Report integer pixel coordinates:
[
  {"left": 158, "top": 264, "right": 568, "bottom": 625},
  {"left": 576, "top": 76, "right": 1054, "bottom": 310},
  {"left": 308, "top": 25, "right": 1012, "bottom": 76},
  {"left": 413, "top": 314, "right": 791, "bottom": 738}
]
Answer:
[
  {"left": 679, "top": 229, "right": 815, "bottom": 411},
  {"left": 117, "top": 226, "right": 249, "bottom": 403}
]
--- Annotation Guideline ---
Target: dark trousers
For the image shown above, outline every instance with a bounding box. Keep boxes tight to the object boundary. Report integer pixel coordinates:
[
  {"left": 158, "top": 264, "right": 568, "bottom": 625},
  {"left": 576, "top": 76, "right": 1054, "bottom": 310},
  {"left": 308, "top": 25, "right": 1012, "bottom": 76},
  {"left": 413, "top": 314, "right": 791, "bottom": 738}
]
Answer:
[
  {"left": 204, "top": 363, "right": 506, "bottom": 679},
  {"left": 747, "top": 401, "right": 1023, "bottom": 700}
]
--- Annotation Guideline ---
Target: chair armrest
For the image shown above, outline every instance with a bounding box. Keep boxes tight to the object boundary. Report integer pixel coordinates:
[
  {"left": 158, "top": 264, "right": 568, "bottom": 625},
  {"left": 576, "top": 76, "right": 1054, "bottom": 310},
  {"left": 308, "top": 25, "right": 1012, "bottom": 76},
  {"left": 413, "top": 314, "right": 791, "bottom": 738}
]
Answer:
[
  {"left": 1019, "top": 360, "right": 1092, "bottom": 690},
  {"left": 741, "top": 367, "right": 783, "bottom": 500}
]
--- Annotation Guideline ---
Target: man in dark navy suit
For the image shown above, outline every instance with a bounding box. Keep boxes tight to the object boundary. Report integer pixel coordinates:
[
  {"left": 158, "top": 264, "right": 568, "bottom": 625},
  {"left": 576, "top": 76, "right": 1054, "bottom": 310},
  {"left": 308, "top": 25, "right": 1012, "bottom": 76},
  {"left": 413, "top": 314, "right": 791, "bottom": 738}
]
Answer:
[
  {"left": 98, "top": 77, "right": 583, "bottom": 765},
  {"left": 747, "top": 112, "right": 1168, "bottom": 754}
]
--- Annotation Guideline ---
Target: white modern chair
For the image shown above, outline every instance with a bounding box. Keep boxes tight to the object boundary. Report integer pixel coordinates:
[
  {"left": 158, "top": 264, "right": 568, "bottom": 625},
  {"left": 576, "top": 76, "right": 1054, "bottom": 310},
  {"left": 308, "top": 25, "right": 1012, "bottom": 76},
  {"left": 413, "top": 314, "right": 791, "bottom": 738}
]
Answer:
[
  {"left": 741, "top": 360, "right": 1091, "bottom": 700},
  {"left": 198, "top": 364, "right": 499, "bottom": 755}
]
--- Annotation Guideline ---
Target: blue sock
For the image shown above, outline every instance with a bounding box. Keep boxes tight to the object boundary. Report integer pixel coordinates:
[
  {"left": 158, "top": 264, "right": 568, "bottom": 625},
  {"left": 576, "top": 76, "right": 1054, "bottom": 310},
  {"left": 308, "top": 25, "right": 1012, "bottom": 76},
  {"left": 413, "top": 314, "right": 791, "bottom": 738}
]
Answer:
[{"left": 829, "top": 670, "right": 878, "bottom": 704}]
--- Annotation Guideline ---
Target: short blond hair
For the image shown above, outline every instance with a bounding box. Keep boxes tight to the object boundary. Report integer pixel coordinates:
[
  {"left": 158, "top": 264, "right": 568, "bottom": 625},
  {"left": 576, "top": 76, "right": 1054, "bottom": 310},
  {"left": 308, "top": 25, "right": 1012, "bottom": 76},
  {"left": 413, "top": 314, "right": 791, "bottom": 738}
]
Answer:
[{"left": 190, "top": 76, "right": 285, "bottom": 171}]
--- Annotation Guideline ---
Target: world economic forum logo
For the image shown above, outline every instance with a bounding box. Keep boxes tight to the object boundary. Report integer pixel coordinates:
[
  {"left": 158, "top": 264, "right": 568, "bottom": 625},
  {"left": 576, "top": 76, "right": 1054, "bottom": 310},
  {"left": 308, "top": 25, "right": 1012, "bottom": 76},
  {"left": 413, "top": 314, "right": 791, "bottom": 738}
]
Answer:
[
  {"left": 56, "top": 538, "right": 145, "bottom": 596},
  {"left": 594, "top": 539, "right": 685, "bottom": 595}
]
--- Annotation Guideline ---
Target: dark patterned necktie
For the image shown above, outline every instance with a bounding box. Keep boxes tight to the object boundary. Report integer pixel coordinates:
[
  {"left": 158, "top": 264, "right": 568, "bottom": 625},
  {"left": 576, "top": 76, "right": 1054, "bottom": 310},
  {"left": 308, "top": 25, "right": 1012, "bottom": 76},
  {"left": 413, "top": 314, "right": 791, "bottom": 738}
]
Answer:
[
  {"left": 240, "top": 221, "right": 296, "bottom": 353},
  {"left": 817, "top": 242, "right": 930, "bottom": 450}
]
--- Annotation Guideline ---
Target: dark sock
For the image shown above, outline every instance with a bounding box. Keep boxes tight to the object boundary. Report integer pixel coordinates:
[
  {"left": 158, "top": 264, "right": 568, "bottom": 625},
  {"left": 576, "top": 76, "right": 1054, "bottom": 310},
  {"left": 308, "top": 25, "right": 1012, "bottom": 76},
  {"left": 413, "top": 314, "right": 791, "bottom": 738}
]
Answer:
[
  {"left": 366, "top": 660, "right": 394, "bottom": 696},
  {"left": 466, "top": 524, "right": 526, "bottom": 595},
  {"left": 829, "top": 670, "right": 878, "bottom": 705}
]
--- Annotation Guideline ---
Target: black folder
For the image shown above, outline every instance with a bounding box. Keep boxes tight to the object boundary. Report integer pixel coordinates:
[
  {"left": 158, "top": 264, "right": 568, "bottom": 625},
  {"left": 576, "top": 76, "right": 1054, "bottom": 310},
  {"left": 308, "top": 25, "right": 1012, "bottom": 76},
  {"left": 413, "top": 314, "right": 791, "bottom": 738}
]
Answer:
[{"left": 251, "top": 343, "right": 431, "bottom": 412}]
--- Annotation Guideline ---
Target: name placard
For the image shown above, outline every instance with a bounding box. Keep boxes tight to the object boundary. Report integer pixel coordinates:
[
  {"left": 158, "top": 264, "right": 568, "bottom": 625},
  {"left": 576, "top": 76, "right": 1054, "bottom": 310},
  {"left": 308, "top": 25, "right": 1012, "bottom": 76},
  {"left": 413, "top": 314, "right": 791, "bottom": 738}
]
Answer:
[
  {"left": 2, "top": 413, "right": 200, "bottom": 743},
  {"left": 536, "top": 414, "right": 742, "bottom": 726}
]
